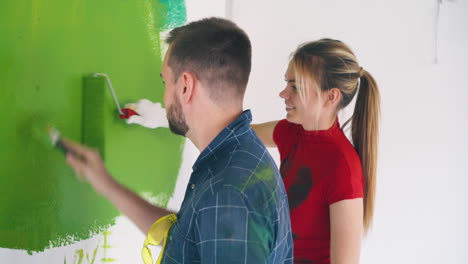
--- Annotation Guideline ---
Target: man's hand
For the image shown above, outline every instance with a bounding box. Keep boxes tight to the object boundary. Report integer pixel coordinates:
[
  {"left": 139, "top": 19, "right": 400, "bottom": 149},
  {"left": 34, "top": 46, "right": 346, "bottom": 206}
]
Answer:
[
  {"left": 63, "top": 139, "right": 114, "bottom": 196},
  {"left": 125, "top": 99, "right": 169, "bottom": 129},
  {"left": 62, "top": 138, "right": 174, "bottom": 234}
]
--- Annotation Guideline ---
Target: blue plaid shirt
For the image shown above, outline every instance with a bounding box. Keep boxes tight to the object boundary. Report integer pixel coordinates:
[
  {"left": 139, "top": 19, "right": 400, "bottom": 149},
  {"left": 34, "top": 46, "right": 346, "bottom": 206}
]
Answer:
[{"left": 161, "top": 110, "right": 293, "bottom": 264}]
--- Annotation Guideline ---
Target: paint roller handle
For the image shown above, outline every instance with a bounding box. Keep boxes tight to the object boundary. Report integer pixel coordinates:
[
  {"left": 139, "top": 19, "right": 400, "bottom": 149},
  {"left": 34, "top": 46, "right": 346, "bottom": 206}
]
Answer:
[{"left": 56, "top": 139, "right": 85, "bottom": 161}]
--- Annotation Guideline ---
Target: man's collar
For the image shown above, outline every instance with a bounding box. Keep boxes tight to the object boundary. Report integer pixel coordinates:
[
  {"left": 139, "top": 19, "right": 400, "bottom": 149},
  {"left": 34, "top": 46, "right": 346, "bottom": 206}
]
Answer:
[{"left": 192, "top": 110, "right": 252, "bottom": 171}]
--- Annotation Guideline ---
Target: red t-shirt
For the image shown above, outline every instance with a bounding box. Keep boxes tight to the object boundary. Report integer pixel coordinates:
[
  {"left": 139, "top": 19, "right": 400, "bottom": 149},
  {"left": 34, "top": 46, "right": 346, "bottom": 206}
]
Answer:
[{"left": 273, "top": 119, "right": 364, "bottom": 264}]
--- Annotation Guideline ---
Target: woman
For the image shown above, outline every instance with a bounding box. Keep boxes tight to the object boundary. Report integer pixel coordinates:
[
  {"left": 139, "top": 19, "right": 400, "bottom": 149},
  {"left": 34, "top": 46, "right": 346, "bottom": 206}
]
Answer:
[{"left": 252, "top": 39, "right": 380, "bottom": 264}]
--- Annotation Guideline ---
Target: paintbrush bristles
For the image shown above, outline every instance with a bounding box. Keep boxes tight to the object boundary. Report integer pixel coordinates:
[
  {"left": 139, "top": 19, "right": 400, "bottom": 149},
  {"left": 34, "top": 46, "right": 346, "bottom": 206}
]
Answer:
[{"left": 47, "top": 125, "right": 61, "bottom": 146}]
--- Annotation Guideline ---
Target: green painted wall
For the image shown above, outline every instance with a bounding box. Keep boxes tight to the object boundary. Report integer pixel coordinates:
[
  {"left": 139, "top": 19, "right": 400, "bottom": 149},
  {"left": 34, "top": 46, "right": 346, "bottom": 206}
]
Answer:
[{"left": 0, "top": 0, "right": 186, "bottom": 253}]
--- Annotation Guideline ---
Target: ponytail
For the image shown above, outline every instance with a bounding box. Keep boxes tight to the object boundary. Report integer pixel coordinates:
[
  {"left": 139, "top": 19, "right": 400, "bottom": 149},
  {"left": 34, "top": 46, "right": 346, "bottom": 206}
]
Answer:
[{"left": 351, "top": 70, "right": 380, "bottom": 232}]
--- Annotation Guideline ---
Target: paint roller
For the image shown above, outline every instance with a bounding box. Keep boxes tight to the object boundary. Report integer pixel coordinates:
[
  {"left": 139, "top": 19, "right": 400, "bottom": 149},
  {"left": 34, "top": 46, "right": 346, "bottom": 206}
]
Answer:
[
  {"left": 88, "top": 73, "right": 139, "bottom": 120},
  {"left": 80, "top": 73, "right": 135, "bottom": 159},
  {"left": 46, "top": 73, "right": 138, "bottom": 157}
]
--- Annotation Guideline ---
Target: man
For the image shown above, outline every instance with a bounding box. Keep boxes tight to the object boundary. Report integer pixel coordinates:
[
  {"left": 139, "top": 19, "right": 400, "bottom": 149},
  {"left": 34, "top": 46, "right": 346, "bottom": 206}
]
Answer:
[{"left": 65, "top": 17, "right": 293, "bottom": 263}]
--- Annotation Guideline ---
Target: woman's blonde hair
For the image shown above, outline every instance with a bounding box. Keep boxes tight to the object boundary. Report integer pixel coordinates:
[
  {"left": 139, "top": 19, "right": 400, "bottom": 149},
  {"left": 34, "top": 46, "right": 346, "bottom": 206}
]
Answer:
[{"left": 291, "top": 39, "right": 381, "bottom": 232}]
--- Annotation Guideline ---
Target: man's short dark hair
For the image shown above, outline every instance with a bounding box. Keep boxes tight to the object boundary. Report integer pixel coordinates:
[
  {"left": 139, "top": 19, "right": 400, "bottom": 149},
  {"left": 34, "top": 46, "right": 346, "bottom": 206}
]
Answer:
[{"left": 166, "top": 17, "right": 251, "bottom": 103}]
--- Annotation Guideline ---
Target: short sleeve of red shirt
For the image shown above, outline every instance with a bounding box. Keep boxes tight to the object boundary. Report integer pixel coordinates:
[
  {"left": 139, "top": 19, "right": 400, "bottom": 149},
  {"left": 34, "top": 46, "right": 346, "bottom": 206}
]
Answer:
[
  {"left": 273, "top": 119, "right": 296, "bottom": 157},
  {"left": 324, "top": 155, "right": 364, "bottom": 205}
]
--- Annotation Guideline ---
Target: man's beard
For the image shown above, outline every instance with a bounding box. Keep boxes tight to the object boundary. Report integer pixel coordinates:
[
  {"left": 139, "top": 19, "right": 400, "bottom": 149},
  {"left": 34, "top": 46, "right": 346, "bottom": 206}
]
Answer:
[{"left": 166, "top": 96, "right": 189, "bottom": 136}]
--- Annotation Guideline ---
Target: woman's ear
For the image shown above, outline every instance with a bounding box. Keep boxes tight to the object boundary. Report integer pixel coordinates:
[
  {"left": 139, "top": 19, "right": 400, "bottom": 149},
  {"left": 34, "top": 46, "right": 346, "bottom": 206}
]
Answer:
[{"left": 327, "top": 88, "right": 342, "bottom": 107}]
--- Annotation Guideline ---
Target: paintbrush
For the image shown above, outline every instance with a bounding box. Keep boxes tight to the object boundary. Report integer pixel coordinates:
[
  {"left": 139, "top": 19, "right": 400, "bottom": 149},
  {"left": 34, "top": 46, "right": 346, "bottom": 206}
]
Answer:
[
  {"left": 47, "top": 125, "right": 70, "bottom": 155},
  {"left": 47, "top": 125, "right": 85, "bottom": 162}
]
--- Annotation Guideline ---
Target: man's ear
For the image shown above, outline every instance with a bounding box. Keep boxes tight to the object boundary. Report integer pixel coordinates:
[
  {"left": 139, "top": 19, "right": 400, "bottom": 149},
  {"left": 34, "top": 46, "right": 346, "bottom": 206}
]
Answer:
[
  {"left": 180, "top": 71, "right": 196, "bottom": 103},
  {"left": 326, "top": 88, "right": 342, "bottom": 107}
]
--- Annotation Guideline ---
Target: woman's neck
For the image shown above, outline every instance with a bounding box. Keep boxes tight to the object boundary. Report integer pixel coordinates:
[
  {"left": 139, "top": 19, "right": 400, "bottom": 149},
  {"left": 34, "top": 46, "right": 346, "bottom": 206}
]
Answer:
[{"left": 301, "top": 115, "right": 337, "bottom": 131}]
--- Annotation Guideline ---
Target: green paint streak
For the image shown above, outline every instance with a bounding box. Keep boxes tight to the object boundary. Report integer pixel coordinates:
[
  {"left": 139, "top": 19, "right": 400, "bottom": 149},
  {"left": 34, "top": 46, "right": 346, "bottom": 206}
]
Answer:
[
  {"left": 169, "top": 0, "right": 188, "bottom": 28},
  {"left": 101, "top": 230, "right": 111, "bottom": 261},
  {"left": 0, "top": 0, "right": 186, "bottom": 253},
  {"left": 89, "top": 242, "right": 99, "bottom": 264},
  {"left": 65, "top": 240, "right": 100, "bottom": 264},
  {"left": 240, "top": 166, "right": 275, "bottom": 192},
  {"left": 74, "top": 249, "right": 84, "bottom": 264},
  {"left": 158, "top": 0, "right": 187, "bottom": 30}
]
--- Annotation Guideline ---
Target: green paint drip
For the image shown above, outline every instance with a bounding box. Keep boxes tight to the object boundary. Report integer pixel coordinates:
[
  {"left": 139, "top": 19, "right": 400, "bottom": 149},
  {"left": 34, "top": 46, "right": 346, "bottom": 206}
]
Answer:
[
  {"left": 0, "top": 0, "right": 186, "bottom": 253},
  {"left": 88, "top": 242, "right": 99, "bottom": 264},
  {"left": 65, "top": 240, "right": 100, "bottom": 264},
  {"left": 100, "top": 230, "right": 114, "bottom": 263},
  {"left": 73, "top": 249, "right": 84, "bottom": 264}
]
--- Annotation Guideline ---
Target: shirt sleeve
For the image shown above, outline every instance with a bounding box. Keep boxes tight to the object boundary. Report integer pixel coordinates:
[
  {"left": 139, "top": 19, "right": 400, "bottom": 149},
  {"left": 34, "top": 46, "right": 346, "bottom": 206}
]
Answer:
[
  {"left": 194, "top": 185, "right": 273, "bottom": 264},
  {"left": 273, "top": 119, "right": 297, "bottom": 159},
  {"left": 325, "top": 155, "right": 364, "bottom": 205},
  {"left": 273, "top": 119, "right": 288, "bottom": 149}
]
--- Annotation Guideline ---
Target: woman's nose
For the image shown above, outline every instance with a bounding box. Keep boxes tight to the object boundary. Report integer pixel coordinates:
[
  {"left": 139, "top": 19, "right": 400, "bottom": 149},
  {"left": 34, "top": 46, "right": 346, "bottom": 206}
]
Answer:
[{"left": 279, "top": 87, "right": 289, "bottom": 99}]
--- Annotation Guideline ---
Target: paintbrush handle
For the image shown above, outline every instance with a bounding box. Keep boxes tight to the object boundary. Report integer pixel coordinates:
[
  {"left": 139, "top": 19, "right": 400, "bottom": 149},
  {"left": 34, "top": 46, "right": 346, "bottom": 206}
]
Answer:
[{"left": 55, "top": 139, "right": 85, "bottom": 161}]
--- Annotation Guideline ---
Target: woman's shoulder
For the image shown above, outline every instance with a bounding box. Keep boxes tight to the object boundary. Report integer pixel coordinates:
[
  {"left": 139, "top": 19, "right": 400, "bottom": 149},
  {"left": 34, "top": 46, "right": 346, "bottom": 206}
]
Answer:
[
  {"left": 273, "top": 119, "right": 301, "bottom": 148},
  {"left": 334, "top": 133, "right": 362, "bottom": 171},
  {"left": 274, "top": 119, "right": 300, "bottom": 134}
]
